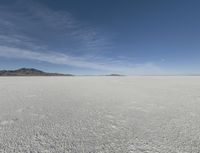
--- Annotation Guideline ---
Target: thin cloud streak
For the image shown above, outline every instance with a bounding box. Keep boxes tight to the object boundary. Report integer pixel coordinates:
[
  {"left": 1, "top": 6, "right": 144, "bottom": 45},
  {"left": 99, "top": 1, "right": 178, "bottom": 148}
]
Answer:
[
  {"left": 0, "top": 0, "right": 164, "bottom": 75},
  {"left": 0, "top": 0, "right": 112, "bottom": 54},
  {"left": 0, "top": 46, "right": 163, "bottom": 75}
]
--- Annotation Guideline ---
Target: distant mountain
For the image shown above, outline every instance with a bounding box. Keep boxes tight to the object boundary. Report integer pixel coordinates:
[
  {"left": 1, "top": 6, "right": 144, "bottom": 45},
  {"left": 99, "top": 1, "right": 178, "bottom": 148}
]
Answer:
[
  {"left": 107, "top": 74, "right": 125, "bottom": 76},
  {"left": 0, "top": 68, "right": 74, "bottom": 76}
]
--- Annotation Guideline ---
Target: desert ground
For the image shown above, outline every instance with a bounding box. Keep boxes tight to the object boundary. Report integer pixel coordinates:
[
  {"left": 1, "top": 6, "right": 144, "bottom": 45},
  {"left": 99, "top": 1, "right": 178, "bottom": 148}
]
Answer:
[{"left": 0, "top": 76, "right": 200, "bottom": 153}]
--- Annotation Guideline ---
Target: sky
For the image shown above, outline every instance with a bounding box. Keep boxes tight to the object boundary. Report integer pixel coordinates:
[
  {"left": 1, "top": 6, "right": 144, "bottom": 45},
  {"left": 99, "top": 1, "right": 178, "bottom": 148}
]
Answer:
[{"left": 0, "top": 0, "right": 200, "bottom": 75}]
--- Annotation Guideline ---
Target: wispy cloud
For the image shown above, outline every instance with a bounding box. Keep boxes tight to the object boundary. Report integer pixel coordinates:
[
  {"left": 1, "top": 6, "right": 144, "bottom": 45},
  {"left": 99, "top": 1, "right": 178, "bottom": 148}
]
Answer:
[
  {"left": 0, "top": 0, "right": 164, "bottom": 75},
  {"left": 0, "top": 45, "right": 163, "bottom": 74},
  {"left": 0, "top": 0, "right": 111, "bottom": 53}
]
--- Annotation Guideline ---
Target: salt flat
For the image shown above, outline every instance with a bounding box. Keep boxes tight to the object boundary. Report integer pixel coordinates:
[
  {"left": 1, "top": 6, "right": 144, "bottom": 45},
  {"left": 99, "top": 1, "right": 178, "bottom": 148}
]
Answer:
[{"left": 0, "top": 76, "right": 200, "bottom": 153}]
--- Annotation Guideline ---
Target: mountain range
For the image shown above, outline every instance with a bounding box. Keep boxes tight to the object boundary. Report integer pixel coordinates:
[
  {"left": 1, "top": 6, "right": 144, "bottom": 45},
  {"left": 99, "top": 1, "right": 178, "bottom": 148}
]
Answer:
[{"left": 0, "top": 68, "right": 73, "bottom": 76}]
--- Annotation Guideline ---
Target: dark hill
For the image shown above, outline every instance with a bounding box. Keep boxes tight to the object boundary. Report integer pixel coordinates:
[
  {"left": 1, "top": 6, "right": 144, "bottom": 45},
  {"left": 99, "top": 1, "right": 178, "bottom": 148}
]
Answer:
[
  {"left": 0, "top": 68, "right": 73, "bottom": 76},
  {"left": 107, "top": 74, "right": 125, "bottom": 76}
]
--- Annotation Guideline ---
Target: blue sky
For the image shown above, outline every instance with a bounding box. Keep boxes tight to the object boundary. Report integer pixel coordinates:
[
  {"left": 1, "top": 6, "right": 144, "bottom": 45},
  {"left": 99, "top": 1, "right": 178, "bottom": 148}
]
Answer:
[{"left": 0, "top": 0, "right": 200, "bottom": 75}]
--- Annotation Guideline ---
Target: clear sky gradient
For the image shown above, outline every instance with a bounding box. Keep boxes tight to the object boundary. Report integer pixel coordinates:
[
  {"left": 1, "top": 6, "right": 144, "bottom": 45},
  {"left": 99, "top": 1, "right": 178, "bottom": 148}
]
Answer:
[{"left": 0, "top": 0, "right": 200, "bottom": 75}]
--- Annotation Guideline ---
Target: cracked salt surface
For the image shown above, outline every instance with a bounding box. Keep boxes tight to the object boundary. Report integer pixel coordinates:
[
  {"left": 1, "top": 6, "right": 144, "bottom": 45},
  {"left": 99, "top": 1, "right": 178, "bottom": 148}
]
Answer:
[
  {"left": 0, "top": 120, "right": 15, "bottom": 125},
  {"left": 0, "top": 76, "right": 200, "bottom": 152}
]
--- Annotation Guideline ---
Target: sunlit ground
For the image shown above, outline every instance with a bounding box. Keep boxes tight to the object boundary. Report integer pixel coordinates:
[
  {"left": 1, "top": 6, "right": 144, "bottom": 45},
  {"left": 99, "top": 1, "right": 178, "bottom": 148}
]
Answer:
[{"left": 1, "top": 76, "right": 200, "bottom": 153}]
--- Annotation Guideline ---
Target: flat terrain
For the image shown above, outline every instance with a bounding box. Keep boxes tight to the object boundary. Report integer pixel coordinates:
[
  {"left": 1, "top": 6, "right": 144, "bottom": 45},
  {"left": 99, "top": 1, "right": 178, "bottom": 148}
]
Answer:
[{"left": 1, "top": 77, "right": 200, "bottom": 153}]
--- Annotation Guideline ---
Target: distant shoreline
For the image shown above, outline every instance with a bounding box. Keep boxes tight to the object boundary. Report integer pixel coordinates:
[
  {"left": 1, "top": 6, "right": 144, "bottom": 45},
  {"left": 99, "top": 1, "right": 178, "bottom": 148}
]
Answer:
[{"left": 1, "top": 68, "right": 200, "bottom": 77}]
